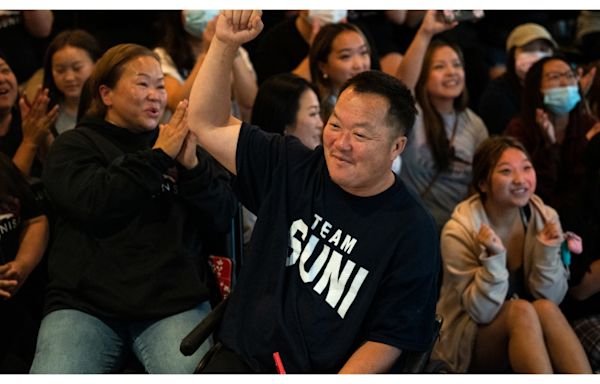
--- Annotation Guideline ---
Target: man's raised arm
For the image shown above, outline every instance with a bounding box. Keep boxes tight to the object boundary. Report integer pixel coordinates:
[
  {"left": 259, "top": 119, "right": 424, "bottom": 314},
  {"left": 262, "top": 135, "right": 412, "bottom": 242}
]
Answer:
[{"left": 188, "top": 10, "right": 263, "bottom": 175}]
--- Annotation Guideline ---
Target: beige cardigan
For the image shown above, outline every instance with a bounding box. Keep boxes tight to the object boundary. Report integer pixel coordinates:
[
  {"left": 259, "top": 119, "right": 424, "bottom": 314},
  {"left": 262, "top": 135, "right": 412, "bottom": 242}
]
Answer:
[{"left": 431, "top": 194, "right": 568, "bottom": 372}]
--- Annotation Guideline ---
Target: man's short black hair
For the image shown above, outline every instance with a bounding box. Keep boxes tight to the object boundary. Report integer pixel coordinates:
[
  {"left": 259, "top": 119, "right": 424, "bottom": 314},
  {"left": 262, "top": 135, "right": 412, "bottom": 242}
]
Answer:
[{"left": 339, "top": 70, "right": 417, "bottom": 137}]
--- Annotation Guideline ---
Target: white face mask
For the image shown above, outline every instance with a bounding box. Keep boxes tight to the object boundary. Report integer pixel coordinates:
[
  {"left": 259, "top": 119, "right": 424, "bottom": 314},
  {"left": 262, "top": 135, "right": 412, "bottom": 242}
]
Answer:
[
  {"left": 307, "top": 10, "right": 348, "bottom": 25},
  {"left": 514, "top": 50, "right": 552, "bottom": 80}
]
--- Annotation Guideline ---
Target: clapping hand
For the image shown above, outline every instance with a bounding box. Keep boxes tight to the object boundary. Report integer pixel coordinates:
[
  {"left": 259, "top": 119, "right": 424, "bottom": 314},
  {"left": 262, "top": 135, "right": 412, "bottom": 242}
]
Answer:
[
  {"left": 585, "top": 121, "right": 600, "bottom": 141},
  {"left": 536, "top": 108, "right": 556, "bottom": 144},
  {"left": 578, "top": 65, "right": 596, "bottom": 96},
  {"left": 153, "top": 99, "right": 189, "bottom": 159},
  {"left": 176, "top": 131, "right": 199, "bottom": 169},
  {"left": 19, "top": 87, "right": 59, "bottom": 148}
]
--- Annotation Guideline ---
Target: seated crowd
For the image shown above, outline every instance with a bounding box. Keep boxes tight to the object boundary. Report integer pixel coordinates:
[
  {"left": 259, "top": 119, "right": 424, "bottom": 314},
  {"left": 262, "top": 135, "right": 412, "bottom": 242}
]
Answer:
[{"left": 1, "top": 9, "right": 600, "bottom": 374}]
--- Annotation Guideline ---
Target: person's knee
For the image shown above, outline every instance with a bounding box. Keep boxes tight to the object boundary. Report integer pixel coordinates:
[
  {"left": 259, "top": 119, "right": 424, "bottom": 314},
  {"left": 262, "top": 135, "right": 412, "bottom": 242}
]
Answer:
[
  {"left": 132, "top": 301, "right": 213, "bottom": 373},
  {"left": 505, "top": 299, "right": 541, "bottom": 332},
  {"left": 29, "top": 310, "right": 125, "bottom": 373},
  {"left": 531, "top": 298, "right": 568, "bottom": 325},
  {"left": 141, "top": 349, "right": 205, "bottom": 374},
  {"left": 134, "top": 332, "right": 211, "bottom": 373},
  {"left": 531, "top": 298, "right": 561, "bottom": 316}
]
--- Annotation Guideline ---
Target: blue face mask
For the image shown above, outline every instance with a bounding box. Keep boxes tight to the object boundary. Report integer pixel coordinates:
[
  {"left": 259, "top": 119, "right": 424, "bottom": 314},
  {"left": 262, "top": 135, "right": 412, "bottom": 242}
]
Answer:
[
  {"left": 182, "top": 10, "right": 220, "bottom": 38},
  {"left": 543, "top": 85, "right": 581, "bottom": 115}
]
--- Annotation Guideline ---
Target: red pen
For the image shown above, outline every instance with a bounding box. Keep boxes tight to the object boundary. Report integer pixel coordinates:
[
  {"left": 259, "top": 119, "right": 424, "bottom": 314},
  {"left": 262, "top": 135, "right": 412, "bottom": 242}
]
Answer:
[{"left": 273, "top": 352, "right": 286, "bottom": 374}]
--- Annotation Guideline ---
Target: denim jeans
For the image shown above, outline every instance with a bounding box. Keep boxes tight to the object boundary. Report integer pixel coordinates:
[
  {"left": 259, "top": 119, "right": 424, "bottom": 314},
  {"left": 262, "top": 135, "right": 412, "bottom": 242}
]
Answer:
[{"left": 29, "top": 301, "right": 212, "bottom": 373}]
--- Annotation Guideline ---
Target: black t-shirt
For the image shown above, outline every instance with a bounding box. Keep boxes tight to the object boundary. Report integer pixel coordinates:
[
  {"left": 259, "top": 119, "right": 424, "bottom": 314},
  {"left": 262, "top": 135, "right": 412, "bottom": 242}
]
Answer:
[
  {"left": 218, "top": 124, "right": 440, "bottom": 373},
  {"left": 0, "top": 177, "right": 45, "bottom": 373},
  {"left": 0, "top": 185, "right": 41, "bottom": 265}
]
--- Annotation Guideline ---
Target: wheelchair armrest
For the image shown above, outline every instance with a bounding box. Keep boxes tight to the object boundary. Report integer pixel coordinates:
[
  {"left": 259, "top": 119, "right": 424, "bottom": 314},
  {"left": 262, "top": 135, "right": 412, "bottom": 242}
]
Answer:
[{"left": 180, "top": 296, "right": 230, "bottom": 356}]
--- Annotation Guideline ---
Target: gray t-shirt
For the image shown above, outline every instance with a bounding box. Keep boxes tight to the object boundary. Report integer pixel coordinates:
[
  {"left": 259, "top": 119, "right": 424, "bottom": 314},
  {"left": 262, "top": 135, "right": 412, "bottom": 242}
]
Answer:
[{"left": 400, "top": 105, "right": 488, "bottom": 231}]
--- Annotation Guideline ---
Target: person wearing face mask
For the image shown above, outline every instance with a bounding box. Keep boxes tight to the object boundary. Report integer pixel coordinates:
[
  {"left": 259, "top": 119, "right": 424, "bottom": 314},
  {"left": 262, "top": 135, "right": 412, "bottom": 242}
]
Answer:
[
  {"left": 505, "top": 55, "right": 600, "bottom": 216},
  {"left": 478, "top": 23, "right": 556, "bottom": 136},
  {"left": 154, "top": 10, "right": 257, "bottom": 122},
  {"left": 252, "top": 10, "right": 379, "bottom": 85}
]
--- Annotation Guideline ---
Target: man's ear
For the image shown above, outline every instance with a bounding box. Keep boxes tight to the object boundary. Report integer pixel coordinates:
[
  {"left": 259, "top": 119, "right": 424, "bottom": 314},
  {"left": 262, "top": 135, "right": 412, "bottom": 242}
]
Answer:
[
  {"left": 391, "top": 135, "right": 407, "bottom": 160},
  {"left": 99, "top": 85, "right": 112, "bottom": 107}
]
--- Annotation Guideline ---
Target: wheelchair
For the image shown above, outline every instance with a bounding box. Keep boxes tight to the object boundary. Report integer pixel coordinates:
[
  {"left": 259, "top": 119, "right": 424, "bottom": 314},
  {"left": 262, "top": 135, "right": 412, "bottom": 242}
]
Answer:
[
  {"left": 181, "top": 304, "right": 446, "bottom": 373},
  {"left": 180, "top": 205, "right": 448, "bottom": 374}
]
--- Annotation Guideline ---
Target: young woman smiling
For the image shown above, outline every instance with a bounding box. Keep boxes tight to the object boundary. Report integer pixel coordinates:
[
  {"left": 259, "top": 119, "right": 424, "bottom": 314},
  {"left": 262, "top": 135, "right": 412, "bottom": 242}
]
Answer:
[
  {"left": 309, "top": 23, "right": 371, "bottom": 123},
  {"left": 395, "top": 10, "right": 488, "bottom": 231},
  {"left": 432, "top": 136, "right": 591, "bottom": 373},
  {"left": 43, "top": 29, "right": 100, "bottom": 137}
]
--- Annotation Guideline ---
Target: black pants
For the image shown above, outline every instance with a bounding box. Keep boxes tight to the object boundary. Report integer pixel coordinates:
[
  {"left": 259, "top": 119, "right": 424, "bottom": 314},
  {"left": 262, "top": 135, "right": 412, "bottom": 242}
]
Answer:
[{"left": 0, "top": 297, "right": 40, "bottom": 372}]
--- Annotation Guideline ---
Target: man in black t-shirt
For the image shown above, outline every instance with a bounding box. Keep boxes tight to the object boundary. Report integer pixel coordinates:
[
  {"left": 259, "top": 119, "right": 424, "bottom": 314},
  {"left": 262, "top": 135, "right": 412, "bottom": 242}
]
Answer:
[{"left": 189, "top": 10, "right": 440, "bottom": 373}]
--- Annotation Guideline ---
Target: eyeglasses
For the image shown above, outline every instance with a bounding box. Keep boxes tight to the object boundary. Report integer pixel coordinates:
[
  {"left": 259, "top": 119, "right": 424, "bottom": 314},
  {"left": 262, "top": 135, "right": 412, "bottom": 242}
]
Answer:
[{"left": 543, "top": 70, "right": 578, "bottom": 82}]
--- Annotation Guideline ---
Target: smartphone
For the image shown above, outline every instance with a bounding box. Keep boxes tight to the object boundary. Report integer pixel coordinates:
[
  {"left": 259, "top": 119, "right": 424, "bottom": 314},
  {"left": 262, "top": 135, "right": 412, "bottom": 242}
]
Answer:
[{"left": 440, "top": 10, "right": 485, "bottom": 23}]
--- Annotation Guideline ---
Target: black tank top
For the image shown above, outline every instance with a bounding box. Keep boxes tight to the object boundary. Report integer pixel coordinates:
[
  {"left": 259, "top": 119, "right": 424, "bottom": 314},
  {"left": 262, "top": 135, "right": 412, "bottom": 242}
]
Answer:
[{"left": 505, "top": 205, "right": 533, "bottom": 301}]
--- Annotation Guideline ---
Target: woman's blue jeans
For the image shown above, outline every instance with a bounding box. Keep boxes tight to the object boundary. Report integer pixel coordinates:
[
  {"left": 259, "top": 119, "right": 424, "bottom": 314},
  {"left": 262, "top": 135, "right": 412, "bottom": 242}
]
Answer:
[{"left": 29, "top": 301, "right": 212, "bottom": 373}]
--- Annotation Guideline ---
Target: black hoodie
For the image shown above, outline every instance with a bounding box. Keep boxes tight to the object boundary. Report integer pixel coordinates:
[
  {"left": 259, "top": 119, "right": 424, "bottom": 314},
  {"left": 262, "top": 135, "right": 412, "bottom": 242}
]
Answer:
[{"left": 41, "top": 118, "right": 237, "bottom": 319}]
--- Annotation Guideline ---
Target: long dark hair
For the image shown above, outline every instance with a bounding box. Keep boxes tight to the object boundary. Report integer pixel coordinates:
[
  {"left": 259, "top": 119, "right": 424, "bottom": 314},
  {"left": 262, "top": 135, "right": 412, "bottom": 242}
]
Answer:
[
  {"left": 521, "top": 55, "right": 586, "bottom": 149},
  {"left": 415, "top": 39, "right": 469, "bottom": 172},
  {"left": 585, "top": 60, "right": 600, "bottom": 119},
  {"left": 309, "top": 23, "right": 370, "bottom": 94},
  {"left": 251, "top": 73, "right": 319, "bottom": 135},
  {"left": 42, "top": 29, "right": 101, "bottom": 108}
]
